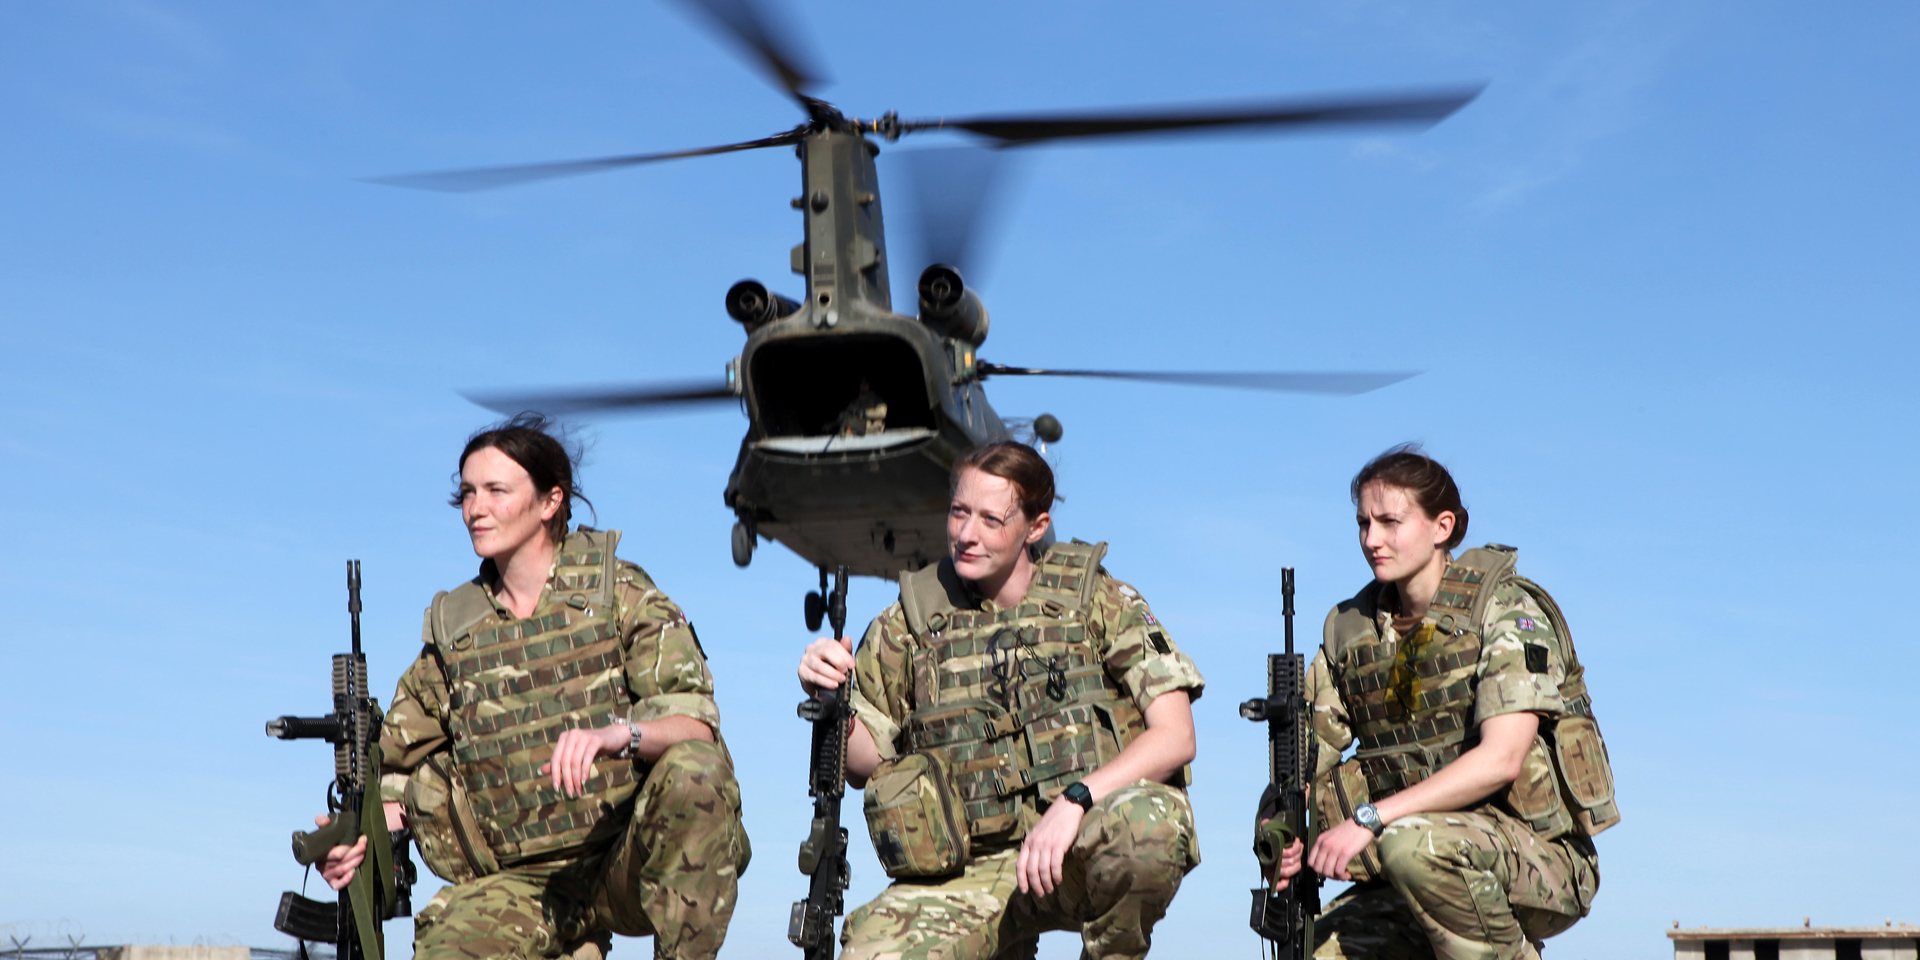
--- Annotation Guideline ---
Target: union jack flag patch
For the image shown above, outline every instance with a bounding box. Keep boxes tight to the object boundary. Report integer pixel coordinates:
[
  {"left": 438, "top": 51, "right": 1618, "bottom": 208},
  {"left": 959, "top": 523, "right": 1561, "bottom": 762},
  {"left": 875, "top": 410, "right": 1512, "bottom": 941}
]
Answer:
[{"left": 1516, "top": 617, "right": 1537, "bottom": 632}]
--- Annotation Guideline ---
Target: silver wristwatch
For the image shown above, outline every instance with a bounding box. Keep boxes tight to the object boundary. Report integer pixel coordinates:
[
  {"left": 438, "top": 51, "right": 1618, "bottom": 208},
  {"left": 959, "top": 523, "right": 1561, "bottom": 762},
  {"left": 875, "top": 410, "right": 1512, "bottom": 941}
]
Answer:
[
  {"left": 608, "top": 714, "right": 643, "bottom": 760},
  {"left": 1353, "top": 803, "right": 1386, "bottom": 837}
]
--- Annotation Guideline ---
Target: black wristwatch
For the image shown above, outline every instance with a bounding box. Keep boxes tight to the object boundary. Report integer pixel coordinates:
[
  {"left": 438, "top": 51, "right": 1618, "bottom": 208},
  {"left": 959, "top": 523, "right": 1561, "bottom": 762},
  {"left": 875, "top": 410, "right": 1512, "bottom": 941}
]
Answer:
[{"left": 1060, "top": 781, "right": 1095, "bottom": 812}]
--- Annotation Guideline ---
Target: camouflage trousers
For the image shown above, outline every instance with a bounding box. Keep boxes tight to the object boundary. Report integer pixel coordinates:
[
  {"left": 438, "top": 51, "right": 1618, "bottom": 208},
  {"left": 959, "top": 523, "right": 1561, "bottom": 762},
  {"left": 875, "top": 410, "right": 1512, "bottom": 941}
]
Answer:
[
  {"left": 412, "top": 740, "right": 752, "bottom": 960},
  {"left": 840, "top": 780, "right": 1200, "bottom": 960},
  {"left": 1314, "top": 807, "right": 1597, "bottom": 960}
]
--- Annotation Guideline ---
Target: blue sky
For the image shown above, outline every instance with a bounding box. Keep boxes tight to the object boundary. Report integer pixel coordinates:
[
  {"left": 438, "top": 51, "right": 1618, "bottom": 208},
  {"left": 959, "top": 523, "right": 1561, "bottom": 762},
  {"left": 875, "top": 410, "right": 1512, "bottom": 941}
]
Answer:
[{"left": 3, "top": 2, "right": 1917, "bottom": 958}]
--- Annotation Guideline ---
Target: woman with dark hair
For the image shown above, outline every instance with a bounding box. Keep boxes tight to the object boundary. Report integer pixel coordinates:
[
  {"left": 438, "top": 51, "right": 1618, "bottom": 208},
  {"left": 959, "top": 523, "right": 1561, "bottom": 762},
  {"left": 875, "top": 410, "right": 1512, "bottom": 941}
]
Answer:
[
  {"left": 318, "top": 414, "right": 751, "bottom": 960},
  {"left": 798, "top": 441, "right": 1205, "bottom": 960},
  {"left": 1268, "top": 444, "right": 1617, "bottom": 960}
]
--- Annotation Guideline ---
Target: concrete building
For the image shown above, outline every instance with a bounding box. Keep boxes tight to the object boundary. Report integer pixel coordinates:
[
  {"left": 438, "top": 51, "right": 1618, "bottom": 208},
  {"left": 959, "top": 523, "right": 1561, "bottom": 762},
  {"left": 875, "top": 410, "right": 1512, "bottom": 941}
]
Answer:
[{"left": 1669, "top": 924, "right": 1919, "bottom": 960}]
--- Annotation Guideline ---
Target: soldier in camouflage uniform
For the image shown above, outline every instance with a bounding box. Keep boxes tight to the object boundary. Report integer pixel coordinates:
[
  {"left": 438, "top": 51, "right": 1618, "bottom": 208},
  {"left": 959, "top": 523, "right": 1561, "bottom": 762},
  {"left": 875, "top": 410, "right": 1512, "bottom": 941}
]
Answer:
[
  {"left": 800, "top": 441, "right": 1205, "bottom": 960},
  {"left": 319, "top": 415, "right": 750, "bottom": 960},
  {"left": 1268, "top": 445, "right": 1617, "bottom": 960}
]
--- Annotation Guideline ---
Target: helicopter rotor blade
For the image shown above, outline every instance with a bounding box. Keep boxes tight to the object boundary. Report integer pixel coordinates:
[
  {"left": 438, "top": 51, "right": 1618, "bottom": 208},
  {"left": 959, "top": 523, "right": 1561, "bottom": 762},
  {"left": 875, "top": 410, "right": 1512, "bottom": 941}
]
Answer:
[
  {"left": 899, "top": 86, "right": 1483, "bottom": 146},
  {"left": 897, "top": 145, "right": 1017, "bottom": 284},
  {"left": 366, "top": 128, "right": 808, "bottom": 193},
  {"left": 976, "top": 363, "right": 1418, "bottom": 396},
  {"left": 666, "top": 0, "right": 826, "bottom": 103},
  {"left": 463, "top": 381, "right": 737, "bottom": 416}
]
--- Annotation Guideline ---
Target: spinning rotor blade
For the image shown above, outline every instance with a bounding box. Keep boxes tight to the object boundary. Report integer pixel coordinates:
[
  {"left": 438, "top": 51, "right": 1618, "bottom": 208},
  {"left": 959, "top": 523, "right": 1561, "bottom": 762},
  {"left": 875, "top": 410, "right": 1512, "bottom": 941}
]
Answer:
[
  {"left": 464, "top": 381, "right": 736, "bottom": 416},
  {"left": 367, "top": 129, "right": 806, "bottom": 193},
  {"left": 898, "top": 145, "right": 1015, "bottom": 282},
  {"left": 667, "top": 0, "right": 826, "bottom": 101},
  {"left": 902, "top": 86, "right": 1483, "bottom": 145},
  {"left": 977, "top": 363, "right": 1418, "bottom": 396}
]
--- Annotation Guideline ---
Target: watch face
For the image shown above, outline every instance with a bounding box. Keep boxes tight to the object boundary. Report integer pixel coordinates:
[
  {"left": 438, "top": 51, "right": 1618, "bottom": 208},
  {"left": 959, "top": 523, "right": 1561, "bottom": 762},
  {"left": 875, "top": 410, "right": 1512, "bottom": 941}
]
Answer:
[{"left": 1355, "top": 805, "right": 1378, "bottom": 825}]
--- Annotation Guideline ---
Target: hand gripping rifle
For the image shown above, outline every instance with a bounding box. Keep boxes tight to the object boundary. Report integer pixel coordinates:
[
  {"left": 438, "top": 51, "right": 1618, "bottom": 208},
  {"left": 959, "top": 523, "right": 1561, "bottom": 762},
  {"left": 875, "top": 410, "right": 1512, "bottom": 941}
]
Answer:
[
  {"left": 789, "top": 565, "right": 852, "bottom": 960},
  {"left": 1238, "top": 567, "right": 1320, "bottom": 960},
  {"left": 266, "top": 560, "right": 416, "bottom": 960}
]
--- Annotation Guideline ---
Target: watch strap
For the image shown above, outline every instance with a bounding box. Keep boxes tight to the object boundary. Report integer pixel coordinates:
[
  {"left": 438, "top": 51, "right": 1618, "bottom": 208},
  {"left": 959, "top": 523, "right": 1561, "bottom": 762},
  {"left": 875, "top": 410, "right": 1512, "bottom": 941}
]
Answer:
[{"left": 1061, "top": 781, "right": 1095, "bottom": 812}]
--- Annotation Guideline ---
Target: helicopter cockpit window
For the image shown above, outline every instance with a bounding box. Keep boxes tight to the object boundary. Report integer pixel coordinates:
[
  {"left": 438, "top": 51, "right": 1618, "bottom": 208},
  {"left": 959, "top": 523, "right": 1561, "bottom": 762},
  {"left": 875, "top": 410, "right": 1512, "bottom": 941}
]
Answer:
[{"left": 751, "top": 335, "right": 933, "bottom": 438}]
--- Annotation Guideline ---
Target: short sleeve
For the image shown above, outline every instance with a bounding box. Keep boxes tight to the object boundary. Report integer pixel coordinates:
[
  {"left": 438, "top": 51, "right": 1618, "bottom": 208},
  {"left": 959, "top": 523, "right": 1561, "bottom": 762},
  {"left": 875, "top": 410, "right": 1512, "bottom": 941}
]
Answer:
[
  {"left": 378, "top": 611, "right": 454, "bottom": 802},
  {"left": 1304, "top": 647, "right": 1353, "bottom": 780},
  {"left": 1087, "top": 572, "right": 1206, "bottom": 715},
  {"left": 849, "top": 606, "right": 914, "bottom": 760},
  {"left": 614, "top": 563, "right": 723, "bottom": 734},
  {"left": 1472, "top": 581, "right": 1568, "bottom": 724}
]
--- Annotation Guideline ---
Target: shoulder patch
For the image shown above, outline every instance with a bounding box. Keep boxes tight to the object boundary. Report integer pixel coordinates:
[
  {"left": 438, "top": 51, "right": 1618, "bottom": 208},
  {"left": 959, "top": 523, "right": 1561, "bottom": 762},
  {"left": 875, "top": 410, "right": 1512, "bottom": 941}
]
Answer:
[
  {"left": 1524, "top": 642, "right": 1549, "bottom": 674},
  {"left": 1516, "top": 617, "right": 1537, "bottom": 632},
  {"left": 687, "top": 621, "right": 707, "bottom": 659},
  {"left": 1148, "top": 630, "right": 1171, "bottom": 655}
]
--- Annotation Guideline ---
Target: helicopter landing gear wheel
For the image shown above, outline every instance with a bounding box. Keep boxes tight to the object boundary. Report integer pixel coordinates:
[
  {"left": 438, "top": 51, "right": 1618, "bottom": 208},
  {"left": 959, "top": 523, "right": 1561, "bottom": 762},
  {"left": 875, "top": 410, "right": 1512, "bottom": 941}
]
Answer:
[{"left": 731, "top": 520, "right": 754, "bottom": 567}]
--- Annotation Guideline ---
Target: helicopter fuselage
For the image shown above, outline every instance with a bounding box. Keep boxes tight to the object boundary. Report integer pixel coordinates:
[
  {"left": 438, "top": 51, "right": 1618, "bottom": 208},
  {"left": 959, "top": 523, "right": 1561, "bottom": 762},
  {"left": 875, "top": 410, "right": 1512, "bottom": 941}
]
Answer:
[{"left": 722, "top": 129, "right": 1010, "bottom": 578}]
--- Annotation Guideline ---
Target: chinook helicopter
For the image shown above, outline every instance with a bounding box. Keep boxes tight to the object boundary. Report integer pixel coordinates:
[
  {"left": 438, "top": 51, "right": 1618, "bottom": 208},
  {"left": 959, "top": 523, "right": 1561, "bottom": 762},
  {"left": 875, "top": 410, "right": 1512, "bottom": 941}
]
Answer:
[{"left": 377, "top": 0, "right": 1479, "bottom": 623}]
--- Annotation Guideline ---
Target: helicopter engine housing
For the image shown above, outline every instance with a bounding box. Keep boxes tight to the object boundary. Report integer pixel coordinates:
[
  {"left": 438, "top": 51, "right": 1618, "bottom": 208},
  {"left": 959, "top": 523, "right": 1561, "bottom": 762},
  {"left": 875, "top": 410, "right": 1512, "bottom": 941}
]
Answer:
[
  {"left": 727, "top": 279, "right": 800, "bottom": 331},
  {"left": 916, "top": 264, "right": 989, "bottom": 347}
]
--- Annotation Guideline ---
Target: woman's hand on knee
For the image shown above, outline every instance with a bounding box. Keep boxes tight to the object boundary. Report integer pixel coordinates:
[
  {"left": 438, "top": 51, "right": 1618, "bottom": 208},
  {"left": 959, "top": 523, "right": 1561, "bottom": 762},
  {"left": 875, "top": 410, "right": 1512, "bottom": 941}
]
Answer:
[
  {"left": 543, "top": 725, "right": 629, "bottom": 797},
  {"left": 1308, "top": 820, "right": 1374, "bottom": 883},
  {"left": 1017, "top": 801, "right": 1084, "bottom": 897}
]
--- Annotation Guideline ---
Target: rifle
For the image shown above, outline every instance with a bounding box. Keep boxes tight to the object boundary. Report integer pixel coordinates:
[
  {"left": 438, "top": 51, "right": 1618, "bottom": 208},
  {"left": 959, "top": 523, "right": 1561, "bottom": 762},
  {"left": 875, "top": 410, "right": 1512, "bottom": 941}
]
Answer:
[
  {"left": 789, "top": 565, "right": 852, "bottom": 960},
  {"left": 1238, "top": 567, "right": 1320, "bottom": 960},
  {"left": 266, "top": 560, "right": 416, "bottom": 960}
]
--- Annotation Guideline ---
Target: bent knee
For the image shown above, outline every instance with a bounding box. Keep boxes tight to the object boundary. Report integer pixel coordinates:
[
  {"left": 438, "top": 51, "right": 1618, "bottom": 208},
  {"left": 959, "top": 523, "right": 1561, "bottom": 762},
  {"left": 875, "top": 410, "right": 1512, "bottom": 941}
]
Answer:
[
  {"left": 1079, "top": 782, "right": 1199, "bottom": 879},
  {"left": 647, "top": 740, "right": 734, "bottom": 793},
  {"left": 1375, "top": 815, "right": 1485, "bottom": 883}
]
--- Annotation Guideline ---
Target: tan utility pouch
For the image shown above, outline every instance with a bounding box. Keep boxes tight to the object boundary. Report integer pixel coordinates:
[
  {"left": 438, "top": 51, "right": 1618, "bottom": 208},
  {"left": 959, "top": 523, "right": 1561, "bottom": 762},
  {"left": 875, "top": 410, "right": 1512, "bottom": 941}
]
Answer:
[
  {"left": 404, "top": 752, "right": 498, "bottom": 883},
  {"left": 1499, "top": 735, "right": 1573, "bottom": 839},
  {"left": 864, "top": 752, "right": 970, "bottom": 879},
  {"left": 1551, "top": 717, "right": 1620, "bottom": 836},
  {"left": 1311, "top": 758, "right": 1381, "bottom": 882}
]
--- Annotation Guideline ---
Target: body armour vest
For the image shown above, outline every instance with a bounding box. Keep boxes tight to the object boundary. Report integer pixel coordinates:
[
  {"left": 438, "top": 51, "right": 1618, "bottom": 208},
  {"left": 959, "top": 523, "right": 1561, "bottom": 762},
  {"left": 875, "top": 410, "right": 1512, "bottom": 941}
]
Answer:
[
  {"left": 1322, "top": 544, "right": 1620, "bottom": 839},
  {"left": 897, "top": 541, "right": 1148, "bottom": 845},
  {"left": 427, "top": 528, "right": 639, "bottom": 865}
]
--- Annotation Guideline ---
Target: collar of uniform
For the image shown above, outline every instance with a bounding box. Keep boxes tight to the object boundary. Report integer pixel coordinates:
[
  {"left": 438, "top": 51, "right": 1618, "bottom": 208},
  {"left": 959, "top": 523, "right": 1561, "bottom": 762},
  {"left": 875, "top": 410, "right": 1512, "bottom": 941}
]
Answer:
[{"left": 475, "top": 555, "right": 564, "bottom": 619}]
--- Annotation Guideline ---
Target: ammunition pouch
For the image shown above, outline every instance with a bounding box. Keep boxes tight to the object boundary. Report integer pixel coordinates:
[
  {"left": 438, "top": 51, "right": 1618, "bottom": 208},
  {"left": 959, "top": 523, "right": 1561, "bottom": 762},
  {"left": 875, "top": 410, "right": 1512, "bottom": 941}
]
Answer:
[
  {"left": 1497, "top": 734, "right": 1573, "bottom": 839},
  {"left": 1310, "top": 758, "right": 1381, "bottom": 882},
  {"left": 405, "top": 751, "right": 498, "bottom": 883},
  {"left": 863, "top": 752, "right": 970, "bottom": 879},
  {"left": 1547, "top": 716, "right": 1619, "bottom": 836}
]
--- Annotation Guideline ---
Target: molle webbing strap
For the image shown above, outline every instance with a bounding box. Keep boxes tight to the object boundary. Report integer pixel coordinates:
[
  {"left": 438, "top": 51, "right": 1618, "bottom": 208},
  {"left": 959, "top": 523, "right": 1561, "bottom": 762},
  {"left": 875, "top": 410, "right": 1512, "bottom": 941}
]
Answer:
[
  {"left": 464, "top": 765, "right": 636, "bottom": 819},
  {"left": 551, "top": 527, "right": 621, "bottom": 613},
  {"left": 1430, "top": 545, "right": 1520, "bottom": 631},
  {"left": 936, "top": 649, "right": 1094, "bottom": 693},
  {"left": 456, "top": 685, "right": 622, "bottom": 739},
  {"left": 1346, "top": 678, "right": 1474, "bottom": 724},
  {"left": 1324, "top": 581, "right": 1387, "bottom": 665},
  {"left": 1025, "top": 540, "right": 1107, "bottom": 613},
  {"left": 432, "top": 582, "right": 498, "bottom": 652},
  {"left": 444, "top": 621, "right": 620, "bottom": 679},
  {"left": 899, "top": 559, "right": 967, "bottom": 638},
  {"left": 1341, "top": 650, "right": 1478, "bottom": 695},
  {"left": 450, "top": 649, "right": 625, "bottom": 707},
  {"left": 1357, "top": 709, "right": 1471, "bottom": 751}
]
